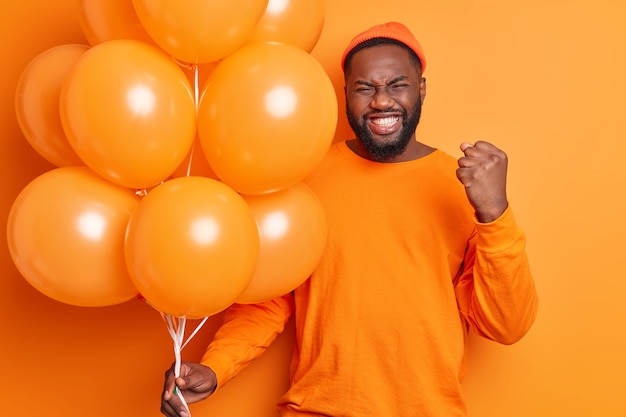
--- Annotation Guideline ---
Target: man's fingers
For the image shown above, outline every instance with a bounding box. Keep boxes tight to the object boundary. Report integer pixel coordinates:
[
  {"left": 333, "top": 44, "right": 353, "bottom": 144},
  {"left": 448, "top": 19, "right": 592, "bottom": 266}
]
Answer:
[
  {"left": 460, "top": 142, "right": 474, "bottom": 153},
  {"left": 162, "top": 388, "right": 189, "bottom": 417},
  {"left": 457, "top": 156, "right": 473, "bottom": 168},
  {"left": 160, "top": 399, "right": 177, "bottom": 417},
  {"left": 162, "top": 367, "right": 177, "bottom": 401},
  {"left": 175, "top": 376, "right": 189, "bottom": 390},
  {"left": 460, "top": 143, "right": 486, "bottom": 159},
  {"left": 459, "top": 141, "right": 506, "bottom": 167},
  {"left": 461, "top": 140, "right": 499, "bottom": 154},
  {"left": 161, "top": 401, "right": 188, "bottom": 417}
]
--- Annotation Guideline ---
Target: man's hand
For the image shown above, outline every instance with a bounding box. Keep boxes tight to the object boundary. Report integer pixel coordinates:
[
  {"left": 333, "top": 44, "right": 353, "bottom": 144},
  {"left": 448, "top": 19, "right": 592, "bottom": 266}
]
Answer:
[
  {"left": 161, "top": 362, "right": 218, "bottom": 417},
  {"left": 456, "top": 141, "right": 509, "bottom": 223}
]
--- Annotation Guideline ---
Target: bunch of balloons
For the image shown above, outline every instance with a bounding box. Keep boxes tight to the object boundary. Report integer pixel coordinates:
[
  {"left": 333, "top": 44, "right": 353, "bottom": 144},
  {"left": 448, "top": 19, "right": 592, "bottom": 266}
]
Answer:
[{"left": 8, "top": 0, "right": 336, "bottom": 319}]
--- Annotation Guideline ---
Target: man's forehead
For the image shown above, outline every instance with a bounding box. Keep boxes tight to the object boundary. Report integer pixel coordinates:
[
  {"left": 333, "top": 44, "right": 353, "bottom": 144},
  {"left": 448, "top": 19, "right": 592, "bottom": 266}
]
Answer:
[{"left": 347, "top": 45, "right": 418, "bottom": 79}]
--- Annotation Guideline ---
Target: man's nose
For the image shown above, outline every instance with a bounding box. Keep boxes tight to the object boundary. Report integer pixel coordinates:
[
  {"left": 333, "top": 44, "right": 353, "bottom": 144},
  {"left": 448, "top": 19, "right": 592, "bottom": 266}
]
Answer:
[{"left": 370, "top": 85, "right": 394, "bottom": 108}]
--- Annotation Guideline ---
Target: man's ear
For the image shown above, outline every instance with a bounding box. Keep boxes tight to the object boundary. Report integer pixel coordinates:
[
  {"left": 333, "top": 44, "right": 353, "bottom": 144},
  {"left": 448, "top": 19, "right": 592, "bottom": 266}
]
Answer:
[{"left": 419, "top": 77, "right": 427, "bottom": 104}]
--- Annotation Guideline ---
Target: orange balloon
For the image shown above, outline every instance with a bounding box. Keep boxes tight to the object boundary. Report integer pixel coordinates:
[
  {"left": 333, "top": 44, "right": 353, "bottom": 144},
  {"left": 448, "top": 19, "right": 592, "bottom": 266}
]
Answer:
[
  {"left": 6, "top": 166, "right": 140, "bottom": 307},
  {"left": 236, "top": 183, "right": 327, "bottom": 304},
  {"left": 125, "top": 176, "right": 260, "bottom": 318},
  {"left": 60, "top": 39, "right": 196, "bottom": 189},
  {"left": 78, "top": 0, "right": 155, "bottom": 46},
  {"left": 132, "top": 0, "right": 268, "bottom": 64},
  {"left": 198, "top": 42, "right": 337, "bottom": 195},
  {"left": 245, "top": 0, "right": 326, "bottom": 52},
  {"left": 15, "top": 44, "right": 88, "bottom": 167}
]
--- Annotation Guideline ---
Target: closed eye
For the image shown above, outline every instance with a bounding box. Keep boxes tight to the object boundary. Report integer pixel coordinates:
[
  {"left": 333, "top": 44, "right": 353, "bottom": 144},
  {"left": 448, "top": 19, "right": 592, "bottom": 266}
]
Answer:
[
  {"left": 351, "top": 77, "right": 411, "bottom": 96},
  {"left": 355, "top": 86, "right": 376, "bottom": 94}
]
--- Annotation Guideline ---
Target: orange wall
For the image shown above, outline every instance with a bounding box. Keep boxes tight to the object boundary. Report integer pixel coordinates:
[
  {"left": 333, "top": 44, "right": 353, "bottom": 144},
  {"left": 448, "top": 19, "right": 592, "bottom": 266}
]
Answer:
[{"left": 2, "top": 1, "right": 626, "bottom": 416}]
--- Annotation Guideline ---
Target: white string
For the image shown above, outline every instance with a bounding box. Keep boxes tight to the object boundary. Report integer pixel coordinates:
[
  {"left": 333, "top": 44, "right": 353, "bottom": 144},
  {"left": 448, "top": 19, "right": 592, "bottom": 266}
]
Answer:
[
  {"left": 161, "top": 313, "right": 209, "bottom": 417},
  {"left": 194, "top": 64, "right": 199, "bottom": 112},
  {"left": 182, "top": 316, "right": 209, "bottom": 350},
  {"left": 185, "top": 64, "right": 200, "bottom": 177}
]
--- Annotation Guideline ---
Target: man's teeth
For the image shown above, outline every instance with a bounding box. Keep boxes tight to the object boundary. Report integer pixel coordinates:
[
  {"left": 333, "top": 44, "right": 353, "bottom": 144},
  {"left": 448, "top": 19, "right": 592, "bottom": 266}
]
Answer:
[{"left": 372, "top": 116, "right": 399, "bottom": 127}]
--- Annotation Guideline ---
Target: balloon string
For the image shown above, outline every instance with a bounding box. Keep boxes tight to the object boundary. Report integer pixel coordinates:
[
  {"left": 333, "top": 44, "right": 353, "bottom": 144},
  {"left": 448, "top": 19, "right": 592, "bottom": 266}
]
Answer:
[
  {"left": 161, "top": 313, "right": 209, "bottom": 417},
  {"left": 185, "top": 64, "right": 200, "bottom": 177},
  {"left": 185, "top": 145, "right": 195, "bottom": 178},
  {"left": 194, "top": 64, "right": 199, "bottom": 113},
  {"left": 182, "top": 316, "right": 208, "bottom": 350}
]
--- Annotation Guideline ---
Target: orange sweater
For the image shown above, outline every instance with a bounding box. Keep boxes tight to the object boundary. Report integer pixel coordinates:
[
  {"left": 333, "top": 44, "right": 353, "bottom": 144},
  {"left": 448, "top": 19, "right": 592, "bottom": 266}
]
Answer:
[{"left": 201, "top": 141, "right": 538, "bottom": 416}]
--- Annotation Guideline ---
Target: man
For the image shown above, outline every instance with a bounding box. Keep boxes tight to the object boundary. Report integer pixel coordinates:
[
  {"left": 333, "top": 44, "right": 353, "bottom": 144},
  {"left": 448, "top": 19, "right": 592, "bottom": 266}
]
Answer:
[{"left": 161, "top": 21, "right": 538, "bottom": 417}]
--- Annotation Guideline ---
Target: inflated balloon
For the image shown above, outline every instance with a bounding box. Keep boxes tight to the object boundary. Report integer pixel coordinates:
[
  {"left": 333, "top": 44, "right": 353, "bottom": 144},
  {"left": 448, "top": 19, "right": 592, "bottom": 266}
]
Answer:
[
  {"left": 60, "top": 39, "right": 196, "bottom": 189},
  {"left": 125, "top": 176, "right": 260, "bottom": 318},
  {"left": 15, "top": 44, "right": 88, "bottom": 167},
  {"left": 78, "top": 0, "right": 155, "bottom": 46},
  {"left": 198, "top": 42, "right": 337, "bottom": 195},
  {"left": 6, "top": 166, "right": 140, "bottom": 307},
  {"left": 132, "top": 0, "right": 269, "bottom": 64},
  {"left": 236, "top": 183, "right": 327, "bottom": 304},
  {"left": 245, "top": 0, "right": 326, "bottom": 52}
]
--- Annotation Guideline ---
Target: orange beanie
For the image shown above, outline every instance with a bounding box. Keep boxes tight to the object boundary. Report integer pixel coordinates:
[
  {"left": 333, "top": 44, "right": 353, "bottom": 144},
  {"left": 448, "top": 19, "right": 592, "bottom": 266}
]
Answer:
[{"left": 341, "top": 22, "right": 426, "bottom": 73}]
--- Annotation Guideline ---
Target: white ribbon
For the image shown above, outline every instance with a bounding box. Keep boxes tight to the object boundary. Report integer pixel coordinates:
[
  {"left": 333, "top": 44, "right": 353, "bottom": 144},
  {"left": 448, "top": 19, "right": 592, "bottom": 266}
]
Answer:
[{"left": 161, "top": 313, "right": 209, "bottom": 417}]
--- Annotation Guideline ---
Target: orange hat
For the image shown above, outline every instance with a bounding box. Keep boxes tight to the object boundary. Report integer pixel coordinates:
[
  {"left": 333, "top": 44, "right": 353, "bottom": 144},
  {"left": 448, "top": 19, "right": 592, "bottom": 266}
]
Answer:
[{"left": 341, "top": 22, "right": 426, "bottom": 73}]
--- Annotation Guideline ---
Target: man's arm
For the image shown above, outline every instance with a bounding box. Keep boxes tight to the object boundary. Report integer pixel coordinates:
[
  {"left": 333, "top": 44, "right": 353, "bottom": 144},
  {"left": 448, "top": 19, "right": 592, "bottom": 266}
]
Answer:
[
  {"left": 455, "top": 141, "right": 538, "bottom": 343},
  {"left": 455, "top": 209, "right": 539, "bottom": 344},
  {"left": 160, "top": 293, "right": 294, "bottom": 416},
  {"left": 200, "top": 294, "right": 294, "bottom": 383}
]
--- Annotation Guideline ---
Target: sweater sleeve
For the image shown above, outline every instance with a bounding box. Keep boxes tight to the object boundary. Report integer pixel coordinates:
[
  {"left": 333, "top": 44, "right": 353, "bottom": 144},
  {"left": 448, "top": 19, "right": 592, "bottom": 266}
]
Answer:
[
  {"left": 200, "top": 293, "right": 294, "bottom": 388},
  {"left": 455, "top": 207, "right": 539, "bottom": 345}
]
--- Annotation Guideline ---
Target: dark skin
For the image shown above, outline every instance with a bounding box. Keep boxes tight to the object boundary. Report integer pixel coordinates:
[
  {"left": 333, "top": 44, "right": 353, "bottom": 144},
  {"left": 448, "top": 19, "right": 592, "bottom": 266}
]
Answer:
[
  {"left": 160, "top": 41, "right": 510, "bottom": 417},
  {"left": 161, "top": 362, "right": 216, "bottom": 417}
]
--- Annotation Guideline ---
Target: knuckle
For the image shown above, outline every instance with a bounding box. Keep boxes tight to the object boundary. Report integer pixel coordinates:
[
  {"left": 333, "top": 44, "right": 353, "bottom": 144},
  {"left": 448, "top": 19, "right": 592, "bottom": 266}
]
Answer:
[{"left": 487, "top": 154, "right": 499, "bottom": 165}]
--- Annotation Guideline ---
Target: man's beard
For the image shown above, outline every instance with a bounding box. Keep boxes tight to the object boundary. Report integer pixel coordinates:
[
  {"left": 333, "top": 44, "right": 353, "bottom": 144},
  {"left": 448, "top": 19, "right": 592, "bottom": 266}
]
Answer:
[{"left": 346, "top": 100, "right": 422, "bottom": 162}]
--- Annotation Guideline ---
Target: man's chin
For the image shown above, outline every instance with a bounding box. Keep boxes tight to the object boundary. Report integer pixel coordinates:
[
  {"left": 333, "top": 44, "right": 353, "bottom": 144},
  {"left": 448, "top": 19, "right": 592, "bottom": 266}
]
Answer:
[{"left": 364, "top": 143, "right": 405, "bottom": 161}]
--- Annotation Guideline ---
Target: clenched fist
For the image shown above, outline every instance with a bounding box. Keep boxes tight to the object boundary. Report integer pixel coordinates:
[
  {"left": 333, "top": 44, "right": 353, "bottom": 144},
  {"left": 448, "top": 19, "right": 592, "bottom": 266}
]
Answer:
[{"left": 456, "top": 141, "right": 509, "bottom": 223}]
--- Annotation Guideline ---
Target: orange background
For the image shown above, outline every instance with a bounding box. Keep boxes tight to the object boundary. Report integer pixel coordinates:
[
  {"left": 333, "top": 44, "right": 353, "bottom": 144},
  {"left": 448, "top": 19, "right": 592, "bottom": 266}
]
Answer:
[{"left": 2, "top": 0, "right": 625, "bottom": 416}]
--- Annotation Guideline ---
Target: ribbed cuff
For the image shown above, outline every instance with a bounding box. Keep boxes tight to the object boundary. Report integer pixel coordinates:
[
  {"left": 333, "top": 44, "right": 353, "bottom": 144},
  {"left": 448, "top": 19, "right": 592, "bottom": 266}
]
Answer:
[{"left": 474, "top": 206, "right": 524, "bottom": 253}]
